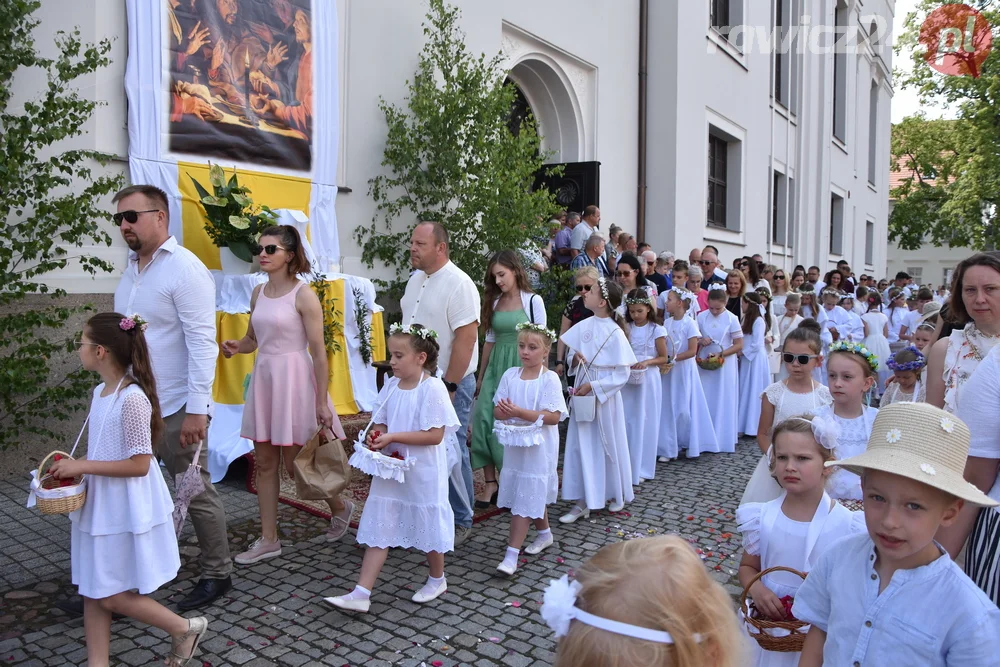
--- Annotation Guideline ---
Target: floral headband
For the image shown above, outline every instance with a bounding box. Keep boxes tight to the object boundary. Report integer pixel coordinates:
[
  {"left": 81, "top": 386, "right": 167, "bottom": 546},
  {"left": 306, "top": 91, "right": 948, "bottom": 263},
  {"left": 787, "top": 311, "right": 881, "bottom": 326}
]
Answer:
[
  {"left": 119, "top": 313, "right": 148, "bottom": 333},
  {"left": 624, "top": 295, "right": 653, "bottom": 307},
  {"left": 821, "top": 288, "right": 843, "bottom": 299},
  {"left": 784, "top": 414, "right": 840, "bottom": 452},
  {"left": 542, "top": 575, "right": 698, "bottom": 645},
  {"left": 515, "top": 321, "right": 558, "bottom": 342},
  {"left": 389, "top": 323, "right": 438, "bottom": 340},
  {"left": 669, "top": 286, "right": 692, "bottom": 302},
  {"left": 596, "top": 276, "right": 610, "bottom": 300},
  {"left": 742, "top": 294, "right": 766, "bottom": 317},
  {"left": 887, "top": 346, "right": 927, "bottom": 372},
  {"left": 828, "top": 340, "right": 879, "bottom": 373},
  {"left": 797, "top": 285, "right": 816, "bottom": 295},
  {"left": 707, "top": 283, "right": 727, "bottom": 292}
]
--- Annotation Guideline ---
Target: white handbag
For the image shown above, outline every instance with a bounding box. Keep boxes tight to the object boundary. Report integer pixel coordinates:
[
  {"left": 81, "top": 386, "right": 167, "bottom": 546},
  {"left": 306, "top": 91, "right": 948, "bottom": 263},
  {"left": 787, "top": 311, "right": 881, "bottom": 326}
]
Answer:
[{"left": 570, "top": 330, "right": 616, "bottom": 423}]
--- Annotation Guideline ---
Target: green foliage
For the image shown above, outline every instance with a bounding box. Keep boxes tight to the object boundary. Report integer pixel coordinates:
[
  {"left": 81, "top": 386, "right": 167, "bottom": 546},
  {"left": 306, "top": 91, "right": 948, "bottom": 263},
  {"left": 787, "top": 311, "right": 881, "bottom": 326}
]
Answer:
[
  {"left": 189, "top": 164, "right": 278, "bottom": 262},
  {"left": 309, "top": 273, "right": 343, "bottom": 356},
  {"left": 537, "top": 266, "right": 576, "bottom": 332},
  {"left": 890, "top": 1, "right": 1000, "bottom": 250},
  {"left": 354, "top": 0, "right": 561, "bottom": 301},
  {"left": 352, "top": 286, "right": 373, "bottom": 366},
  {"left": 0, "top": 1, "right": 124, "bottom": 451}
]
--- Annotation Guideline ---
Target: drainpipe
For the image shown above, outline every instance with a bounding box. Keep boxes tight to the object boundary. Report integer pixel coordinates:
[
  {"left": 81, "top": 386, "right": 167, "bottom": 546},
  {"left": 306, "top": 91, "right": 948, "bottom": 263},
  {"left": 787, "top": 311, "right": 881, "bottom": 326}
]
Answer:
[{"left": 637, "top": 0, "right": 648, "bottom": 242}]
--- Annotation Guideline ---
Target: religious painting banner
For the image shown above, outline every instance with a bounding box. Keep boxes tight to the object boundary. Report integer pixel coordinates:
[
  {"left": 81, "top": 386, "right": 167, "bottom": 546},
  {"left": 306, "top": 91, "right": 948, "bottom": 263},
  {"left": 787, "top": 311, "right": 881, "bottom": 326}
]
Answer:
[{"left": 125, "top": 0, "right": 340, "bottom": 270}]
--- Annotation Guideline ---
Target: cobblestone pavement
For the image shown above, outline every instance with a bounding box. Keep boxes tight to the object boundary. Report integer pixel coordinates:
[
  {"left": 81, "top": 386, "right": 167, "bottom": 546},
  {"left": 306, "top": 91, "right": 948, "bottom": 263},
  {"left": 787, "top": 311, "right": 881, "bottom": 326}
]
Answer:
[{"left": 0, "top": 441, "right": 759, "bottom": 666}]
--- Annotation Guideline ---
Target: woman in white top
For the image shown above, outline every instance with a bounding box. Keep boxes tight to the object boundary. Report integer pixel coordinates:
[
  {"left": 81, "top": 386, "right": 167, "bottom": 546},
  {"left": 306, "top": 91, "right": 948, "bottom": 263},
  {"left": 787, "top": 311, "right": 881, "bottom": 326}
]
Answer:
[
  {"left": 931, "top": 254, "right": 1000, "bottom": 571},
  {"left": 769, "top": 268, "right": 791, "bottom": 318}
]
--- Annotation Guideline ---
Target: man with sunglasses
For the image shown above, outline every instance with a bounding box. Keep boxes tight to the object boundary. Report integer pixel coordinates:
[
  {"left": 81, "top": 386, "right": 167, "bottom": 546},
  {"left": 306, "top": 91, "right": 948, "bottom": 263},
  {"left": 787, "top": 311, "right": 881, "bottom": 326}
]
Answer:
[
  {"left": 697, "top": 248, "right": 727, "bottom": 290},
  {"left": 110, "top": 184, "right": 233, "bottom": 611}
]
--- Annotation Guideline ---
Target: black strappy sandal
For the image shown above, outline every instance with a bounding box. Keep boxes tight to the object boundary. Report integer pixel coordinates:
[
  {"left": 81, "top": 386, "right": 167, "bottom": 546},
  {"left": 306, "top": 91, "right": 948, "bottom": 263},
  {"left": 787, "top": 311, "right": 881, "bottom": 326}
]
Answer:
[{"left": 475, "top": 479, "right": 499, "bottom": 509}]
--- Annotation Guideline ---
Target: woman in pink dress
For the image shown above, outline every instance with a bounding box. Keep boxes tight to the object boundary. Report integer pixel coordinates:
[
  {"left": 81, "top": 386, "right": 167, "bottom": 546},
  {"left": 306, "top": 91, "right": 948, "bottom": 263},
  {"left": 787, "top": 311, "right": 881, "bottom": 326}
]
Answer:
[{"left": 222, "top": 225, "right": 349, "bottom": 565}]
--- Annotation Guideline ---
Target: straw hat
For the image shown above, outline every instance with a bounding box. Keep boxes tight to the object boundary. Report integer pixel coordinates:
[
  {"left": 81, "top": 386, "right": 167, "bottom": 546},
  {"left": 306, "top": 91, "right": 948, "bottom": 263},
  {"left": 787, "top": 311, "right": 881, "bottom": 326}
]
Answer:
[
  {"left": 918, "top": 301, "right": 942, "bottom": 325},
  {"left": 828, "top": 402, "right": 998, "bottom": 506}
]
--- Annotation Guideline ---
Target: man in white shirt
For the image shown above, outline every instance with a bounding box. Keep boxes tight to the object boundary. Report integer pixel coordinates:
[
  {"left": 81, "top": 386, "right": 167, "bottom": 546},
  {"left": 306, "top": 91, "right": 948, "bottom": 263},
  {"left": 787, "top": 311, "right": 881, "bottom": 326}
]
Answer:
[
  {"left": 112, "top": 185, "right": 232, "bottom": 610},
  {"left": 569, "top": 205, "right": 600, "bottom": 258},
  {"left": 401, "top": 222, "right": 480, "bottom": 545}
]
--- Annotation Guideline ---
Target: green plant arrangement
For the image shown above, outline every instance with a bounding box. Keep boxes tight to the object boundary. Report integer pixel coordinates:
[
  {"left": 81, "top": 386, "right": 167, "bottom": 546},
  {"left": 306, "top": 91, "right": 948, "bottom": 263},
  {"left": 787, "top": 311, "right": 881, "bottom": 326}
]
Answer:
[
  {"left": 0, "top": 1, "right": 123, "bottom": 451},
  {"left": 309, "top": 271, "right": 343, "bottom": 355},
  {"left": 537, "top": 266, "right": 577, "bottom": 334},
  {"left": 352, "top": 286, "right": 373, "bottom": 366},
  {"left": 189, "top": 164, "right": 278, "bottom": 262},
  {"left": 354, "top": 0, "right": 561, "bottom": 302}
]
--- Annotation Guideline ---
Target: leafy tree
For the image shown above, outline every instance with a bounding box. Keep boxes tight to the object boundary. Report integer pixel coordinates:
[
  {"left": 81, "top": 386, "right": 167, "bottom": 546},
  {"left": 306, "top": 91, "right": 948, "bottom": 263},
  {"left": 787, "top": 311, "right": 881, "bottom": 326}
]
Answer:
[
  {"left": 0, "top": 0, "right": 122, "bottom": 450},
  {"left": 890, "top": 1, "right": 1000, "bottom": 250},
  {"left": 354, "top": 0, "right": 560, "bottom": 300}
]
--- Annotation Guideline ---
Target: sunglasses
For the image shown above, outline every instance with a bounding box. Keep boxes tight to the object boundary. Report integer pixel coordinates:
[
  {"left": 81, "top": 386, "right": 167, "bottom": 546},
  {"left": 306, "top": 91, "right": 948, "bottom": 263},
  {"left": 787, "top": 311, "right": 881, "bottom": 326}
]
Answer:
[
  {"left": 698, "top": 260, "right": 713, "bottom": 266},
  {"left": 575, "top": 284, "right": 593, "bottom": 292},
  {"left": 252, "top": 244, "right": 288, "bottom": 256},
  {"left": 738, "top": 262, "right": 749, "bottom": 268},
  {"left": 112, "top": 209, "right": 160, "bottom": 225},
  {"left": 783, "top": 353, "right": 819, "bottom": 365},
  {"left": 74, "top": 338, "right": 100, "bottom": 349},
  {"left": 775, "top": 274, "right": 785, "bottom": 279}
]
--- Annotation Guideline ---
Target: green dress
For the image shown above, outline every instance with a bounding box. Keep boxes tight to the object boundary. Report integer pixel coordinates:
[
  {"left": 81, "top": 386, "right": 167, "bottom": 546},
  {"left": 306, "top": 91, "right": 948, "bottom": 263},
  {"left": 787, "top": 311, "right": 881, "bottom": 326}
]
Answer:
[{"left": 471, "top": 308, "right": 528, "bottom": 470}]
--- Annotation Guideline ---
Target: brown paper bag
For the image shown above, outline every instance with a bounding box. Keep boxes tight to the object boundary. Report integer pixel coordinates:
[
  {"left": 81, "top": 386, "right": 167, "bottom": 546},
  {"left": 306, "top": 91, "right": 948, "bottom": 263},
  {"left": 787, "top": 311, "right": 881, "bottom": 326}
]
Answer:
[{"left": 292, "top": 429, "right": 351, "bottom": 500}]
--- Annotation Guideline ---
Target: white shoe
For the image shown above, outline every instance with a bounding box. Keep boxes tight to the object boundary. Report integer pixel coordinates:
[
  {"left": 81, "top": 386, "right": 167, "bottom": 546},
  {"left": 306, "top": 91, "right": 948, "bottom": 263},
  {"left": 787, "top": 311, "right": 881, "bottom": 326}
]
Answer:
[
  {"left": 411, "top": 578, "right": 447, "bottom": 604},
  {"left": 323, "top": 595, "right": 370, "bottom": 613},
  {"left": 496, "top": 561, "right": 516, "bottom": 576},
  {"left": 524, "top": 534, "right": 554, "bottom": 555},
  {"left": 658, "top": 456, "right": 670, "bottom": 463},
  {"left": 608, "top": 500, "right": 625, "bottom": 513},
  {"left": 559, "top": 506, "right": 590, "bottom": 524}
]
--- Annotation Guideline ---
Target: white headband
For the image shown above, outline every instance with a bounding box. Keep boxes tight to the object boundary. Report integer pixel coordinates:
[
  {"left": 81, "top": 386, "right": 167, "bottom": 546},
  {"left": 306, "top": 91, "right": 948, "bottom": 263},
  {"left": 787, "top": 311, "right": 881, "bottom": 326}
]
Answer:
[
  {"left": 542, "top": 575, "right": 700, "bottom": 645},
  {"left": 783, "top": 413, "right": 840, "bottom": 451},
  {"left": 597, "top": 276, "right": 610, "bottom": 300},
  {"left": 707, "top": 283, "right": 727, "bottom": 292}
]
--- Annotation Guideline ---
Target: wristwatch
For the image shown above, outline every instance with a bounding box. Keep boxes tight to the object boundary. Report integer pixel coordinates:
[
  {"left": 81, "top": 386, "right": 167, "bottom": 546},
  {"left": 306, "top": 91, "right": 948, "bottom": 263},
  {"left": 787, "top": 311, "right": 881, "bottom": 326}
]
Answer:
[
  {"left": 443, "top": 380, "right": 458, "bottom": 393},
  {"left": 554, "top": 360, "right": 565, "bottom": 366}
]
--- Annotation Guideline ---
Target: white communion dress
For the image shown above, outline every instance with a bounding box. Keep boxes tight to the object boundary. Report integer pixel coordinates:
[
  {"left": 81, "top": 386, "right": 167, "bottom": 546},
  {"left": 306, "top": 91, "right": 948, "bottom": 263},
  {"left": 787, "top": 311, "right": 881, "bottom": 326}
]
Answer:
[
  {"left": 738, "top": 318, "right": 773, "bottom": 437},
  {"left": 356, "top": 375, "right": 459, "bottom": 553},
  {"left": 561, "top": 316, "right": 637, "bottom": 510},
  {"left": 493, "top": 367, "right": 568, "bottom": 519},
  {"left": 820, "top": 405, "right": 878, "bottom": 502},
  {"left": 661, "top": 315, "right": 719, "bottom": 458},
  {"left": 697, "top": 308, "right": 744, "bottom": 453},
  {"left": 70, "top": 384, "right": 179, "bottom": 600},
  {"left": 621, "top": 322, "right": 667, "bottom": 483}
]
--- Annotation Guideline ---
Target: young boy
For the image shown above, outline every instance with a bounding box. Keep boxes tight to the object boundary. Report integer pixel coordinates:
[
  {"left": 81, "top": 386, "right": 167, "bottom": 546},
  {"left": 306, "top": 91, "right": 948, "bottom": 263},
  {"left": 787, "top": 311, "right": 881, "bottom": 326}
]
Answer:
[{"left": 794, "top": 402, "right": 1000, "bottom": 666}]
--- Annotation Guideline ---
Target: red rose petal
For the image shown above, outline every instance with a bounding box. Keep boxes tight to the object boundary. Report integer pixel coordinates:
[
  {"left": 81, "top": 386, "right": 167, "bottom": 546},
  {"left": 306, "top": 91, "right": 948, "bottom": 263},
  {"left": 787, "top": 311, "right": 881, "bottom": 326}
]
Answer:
[
  {"left": 433, "top": 662, "right": 444, "bottom": 667},
  {"left": 686, "top": 516, "right": 694, "bottom": 520}
]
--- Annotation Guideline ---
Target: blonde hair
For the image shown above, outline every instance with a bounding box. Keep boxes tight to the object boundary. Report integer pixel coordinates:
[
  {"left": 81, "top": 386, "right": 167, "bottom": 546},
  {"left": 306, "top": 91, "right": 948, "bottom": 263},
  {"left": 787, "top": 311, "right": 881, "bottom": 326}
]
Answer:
[
  {"left": 575, "top": 266, "right": 600, "bottom": 284},
  {"left": 768, "top": 414, "right": 836, "bottom": 474},
  {"left": 555, "top": 536, "right": 745, "bottom": 667}
]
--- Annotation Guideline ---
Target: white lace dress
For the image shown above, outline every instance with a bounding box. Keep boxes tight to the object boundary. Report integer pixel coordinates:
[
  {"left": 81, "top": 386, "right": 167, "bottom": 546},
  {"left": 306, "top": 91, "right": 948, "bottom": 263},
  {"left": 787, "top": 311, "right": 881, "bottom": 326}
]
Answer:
[
  {"left": 822, "top": 406, "right": 878, "bottom": 502},
  {"left": 942, "top": 324, "right": 1000, "bottom": 414},
  {"left": 493, "top": 368, "right": 568, "bottom": 519},
  {"left": 740, "top": 382, "right": 833, "bottom": 505},
  {"left": 70, "top": 384, "right": 179, "bottom": 599},
  {"left": 356, "top": 376, "right": 459, "bottom": 553},
  {"left": 622, "top": 322, "right": 667, "bottom": 481}
]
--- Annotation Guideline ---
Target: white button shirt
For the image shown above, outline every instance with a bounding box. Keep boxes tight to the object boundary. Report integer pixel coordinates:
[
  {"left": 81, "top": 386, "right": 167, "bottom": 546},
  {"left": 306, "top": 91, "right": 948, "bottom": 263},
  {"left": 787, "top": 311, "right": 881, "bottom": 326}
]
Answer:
[
  {"left": 114, "top": 237, "right": 217, "bottom": 417},
  {"left": 793, "top": 533, "right": 1000, "bottom": 666},
  {"left": 570, "top": 221, "right": 597, "bottom": 252},
  {"left": 400, "top": 261, "right": 481, "bottom": 380}
]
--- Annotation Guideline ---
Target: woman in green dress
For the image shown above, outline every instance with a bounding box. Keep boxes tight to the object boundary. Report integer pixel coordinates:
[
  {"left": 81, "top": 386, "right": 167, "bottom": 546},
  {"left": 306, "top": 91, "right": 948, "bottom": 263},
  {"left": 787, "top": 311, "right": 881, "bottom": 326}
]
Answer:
[{"left": 472, "top": 250, "right": 547, "bottom": 508}]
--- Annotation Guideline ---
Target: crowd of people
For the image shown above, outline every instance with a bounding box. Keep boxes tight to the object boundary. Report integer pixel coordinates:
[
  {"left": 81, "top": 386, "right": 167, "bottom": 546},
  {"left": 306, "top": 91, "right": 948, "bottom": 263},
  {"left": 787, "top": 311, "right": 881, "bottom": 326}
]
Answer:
[{"left": 41, "top": 188, "right": 1000, "bottom": 666}]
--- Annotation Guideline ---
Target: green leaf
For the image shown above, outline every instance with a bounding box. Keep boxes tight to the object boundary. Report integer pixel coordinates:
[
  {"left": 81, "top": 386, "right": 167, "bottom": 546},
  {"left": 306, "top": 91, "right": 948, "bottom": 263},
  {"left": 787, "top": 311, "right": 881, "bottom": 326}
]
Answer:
[
  {"left": 209, "top": 163, "right": 226, "bottom": 188},
  {"left": 228, "top": 239, "right": 254, "bottom": 262},
  {"left": 228, "top": 215, "right": 251, "bottom": 230},
  {"left": 202, "top": 196, "right": 227, "bottom": 207},
  {"left": 232, "top": 193, "right": 251, "bottom": 207},
  {"left": 190, "top": 175, "right": 212, "bottom": 202}
]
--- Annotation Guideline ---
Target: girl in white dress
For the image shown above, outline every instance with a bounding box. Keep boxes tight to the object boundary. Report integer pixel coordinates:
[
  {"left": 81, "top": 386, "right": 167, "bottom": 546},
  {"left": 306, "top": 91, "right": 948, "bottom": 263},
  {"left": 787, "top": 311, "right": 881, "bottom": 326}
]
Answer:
[
  {"left": 741, "top": 321, "right": 832, "bottom": 505},
  {"left": 737, "top": 415, "right": 866, "bottom": 667},
  {"left": 798, "top": 287, "right": 819, "bottom": 320},
  {"left": 49, "top": 313, "right": 206, "bottom": 667},
  {"left": 661, "top": 288, "right": 720, "bottom": 459},
  {"left": 820, "top": 342, "right": 879, "bottom": 508},
  {"left": 738, "top": 292, "right": 773, "bottom": 437},
  {"left": 775, "top": 294, "right": 804, "bottom": 382},
  {"left": 880, "top": 346, "right": 928, "bottom": 406},
  {"left": 325, "top": 324, "right": 459, "bottom": 612},
  {"left": 492, "top": 324, "right": 568, "bottom": 575},
  {"left": 886, "top": 288, "right": 910, "bottom": 353},
  {"left": 697, "top": 287, "right": 744, "bottom": 453},
  {"left": 559, "top": 278, "right": 637, "bottom": 523},
  {"left": 622, "top": 290, "right": 670, "bottom": 483},
  {"left": 757, "top": 289, "right": 782, "bottom": 380},
  {"left": 861, "top": 292, "right": 891, "bottom": 395}
]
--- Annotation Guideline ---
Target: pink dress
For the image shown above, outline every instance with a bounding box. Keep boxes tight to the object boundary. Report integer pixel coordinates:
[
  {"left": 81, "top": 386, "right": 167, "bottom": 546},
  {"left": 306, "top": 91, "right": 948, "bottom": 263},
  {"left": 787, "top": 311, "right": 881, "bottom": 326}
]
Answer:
[{"left": 241, "top": 281, "right": 344, "bottom": 446}]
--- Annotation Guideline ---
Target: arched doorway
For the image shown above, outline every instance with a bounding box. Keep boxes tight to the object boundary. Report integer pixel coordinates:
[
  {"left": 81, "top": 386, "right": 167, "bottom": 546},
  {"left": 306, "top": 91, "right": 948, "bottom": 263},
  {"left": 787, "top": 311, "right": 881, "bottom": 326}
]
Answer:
[{"left": 506, "top": 57, "right": 583, "bottom": 163}]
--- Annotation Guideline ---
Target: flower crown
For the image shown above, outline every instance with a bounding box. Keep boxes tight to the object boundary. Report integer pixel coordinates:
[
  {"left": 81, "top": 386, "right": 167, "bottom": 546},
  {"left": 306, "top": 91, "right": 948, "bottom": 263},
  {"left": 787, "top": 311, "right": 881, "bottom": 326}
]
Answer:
[
  {"left": 119, "top": 314, "right": 148, "bottom": 333},
  {"left": 821, "top": 288, "right": 843, "bottom": 299},
  {"left": 624, "top": 295, "right": 653, "bottom": 307},
  {"left": 669, "top": 286, "right": 692, "bottom": 302},
  {"left": 515, "top": 321, "right": 558, "bottom": 342},
  {"left": 797, "top": 285, "right": 816, "bottom": 295},
  {"left": 596, "top": 276, "right": 610, "bottom": 300},
  {"left": 828, "top": 340, "right": 879, "bottom": 372},
  {"left": 389, "top": 323, "right": 438, "bottom": 340},
  {"left": 887, "top": 346, "right": 927, "bottom": 372},
  {"left": 707, "top": 283, "right": 727, "bottom": 292}
]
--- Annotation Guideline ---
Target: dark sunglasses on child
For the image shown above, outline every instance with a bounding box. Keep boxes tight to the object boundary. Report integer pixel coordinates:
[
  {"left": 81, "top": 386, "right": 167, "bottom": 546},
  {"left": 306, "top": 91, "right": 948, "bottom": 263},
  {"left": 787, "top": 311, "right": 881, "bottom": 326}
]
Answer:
[
  {"left": 252, "top": 244, "right": 287, "bottom": 256},
  {"left": 783, "top": 352, "right": 819, "bottom": 365},
  {"left": 575, "top": 284, "right": 593, "bottom": 292},
  {"left": 112, "top": 209, "right": 160, "bottom": 225}
]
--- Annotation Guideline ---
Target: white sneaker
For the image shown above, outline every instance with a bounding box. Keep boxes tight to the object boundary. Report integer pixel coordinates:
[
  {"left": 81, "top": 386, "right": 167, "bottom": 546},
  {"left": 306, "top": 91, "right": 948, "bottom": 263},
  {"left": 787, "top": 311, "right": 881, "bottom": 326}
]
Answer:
[
  {"left": 608, "top": 500, "right": 625, "bottom": 513},
  {"left": 524, "top": 533, "right": 554, "bottom": 555},
  {"left": 411, "top": 578, "right": 447, "bottom": 604},
  {"left": 496, "top": 560, "right": 516, "bottom": 576},
  {"left": 323, "top": 595, "right": 370, "bottom": 613},
  {"left": 559, "top": 506, "right": 590, "bottom": 524},
  {"left": 658, "top": 456, "right": 670, "bottom": 463}
]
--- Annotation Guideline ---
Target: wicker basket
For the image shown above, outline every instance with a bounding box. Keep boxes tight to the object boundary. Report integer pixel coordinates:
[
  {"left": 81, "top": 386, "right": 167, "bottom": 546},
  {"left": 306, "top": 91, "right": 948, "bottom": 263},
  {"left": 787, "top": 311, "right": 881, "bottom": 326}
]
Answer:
[
  {"left": 740, "top": 566, "right": 809, "bottom": 652},
  {"left": 34, "top": 450, "right": 87, "bottom": 515},
  {"left": 697, "top": 342, "right": 725, "bottom": 371}
]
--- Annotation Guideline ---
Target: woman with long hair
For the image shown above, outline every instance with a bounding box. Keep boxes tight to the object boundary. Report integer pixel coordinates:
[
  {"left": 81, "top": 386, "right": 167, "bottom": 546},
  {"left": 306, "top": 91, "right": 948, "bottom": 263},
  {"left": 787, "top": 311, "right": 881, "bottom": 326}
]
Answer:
[
  {"left": 823, "top": 269, "right": 845, "bottom": 293},
  {"left": 770, "top": 268, "right": 790, "bottom": 318},
  {"left": 222, "top": 225, "right": 350, "bottom": 564},
  {"left": 725, "top": 269, "right": 747, "bottom": 318},
  {"left": 741, "top": 256, "right": 768, "bottom": 292},
  {"left": 471, "top": 250, "right": 546, "bottom": 508},
  {"left": 789, "top": 272, "right": 805, "bottom": 291},
  {"left": 555, "top": 267, "right": 597, "bottom": 382},
  {"left": 615, "top": 252, "right": 653, "bottom": 300}
]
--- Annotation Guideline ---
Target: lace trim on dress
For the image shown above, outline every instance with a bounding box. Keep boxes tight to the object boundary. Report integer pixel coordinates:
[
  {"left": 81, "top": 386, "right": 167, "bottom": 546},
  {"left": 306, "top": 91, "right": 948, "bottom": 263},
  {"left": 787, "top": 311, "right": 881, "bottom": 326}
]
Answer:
[
  {"left": 120, "top": 392, "right": 153, "bottom": 458},
  {"left": 493, "top": 415, "right": 547, "bottom": 448},
  {"left": 735, "top": 503, "right": 762, "bottom": 556}
]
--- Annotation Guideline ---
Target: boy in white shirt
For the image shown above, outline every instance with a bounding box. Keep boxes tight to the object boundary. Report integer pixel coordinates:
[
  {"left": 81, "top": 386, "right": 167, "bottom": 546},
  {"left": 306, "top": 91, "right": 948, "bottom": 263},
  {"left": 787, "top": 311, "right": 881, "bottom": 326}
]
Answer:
[{"left": 794, "top": 402, "right": 1000, "bottom": 667}]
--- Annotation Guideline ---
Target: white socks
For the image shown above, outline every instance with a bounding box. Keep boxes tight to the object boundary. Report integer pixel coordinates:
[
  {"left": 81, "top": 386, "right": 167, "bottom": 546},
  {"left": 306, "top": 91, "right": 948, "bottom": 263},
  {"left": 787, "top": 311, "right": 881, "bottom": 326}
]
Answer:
[
  {"left": 341, "top": 585, "right": 371, "bottom": 601},
  {"left": 524, "top": 529, "right": 554, "bottom": 555},
  {"left": 500, "top": 546, "right": 520, "bottom": 571},
  {"left": 415, "top": 575, "right": 445, "bottom": 598}
]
